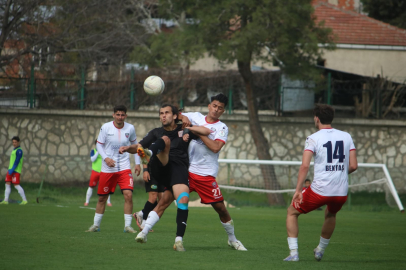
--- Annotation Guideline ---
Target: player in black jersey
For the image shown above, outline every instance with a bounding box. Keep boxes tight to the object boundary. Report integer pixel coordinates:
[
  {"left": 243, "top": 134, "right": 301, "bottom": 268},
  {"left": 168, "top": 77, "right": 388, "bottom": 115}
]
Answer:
[{"left": 119, "top": 104, "right": 210, "bottom": 251}]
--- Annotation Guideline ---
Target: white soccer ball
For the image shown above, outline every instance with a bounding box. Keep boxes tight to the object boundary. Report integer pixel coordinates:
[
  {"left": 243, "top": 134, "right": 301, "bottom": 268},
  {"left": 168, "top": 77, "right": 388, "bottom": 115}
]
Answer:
[{"left": 143, "top": 75, "right": 165, "bottom": 96}]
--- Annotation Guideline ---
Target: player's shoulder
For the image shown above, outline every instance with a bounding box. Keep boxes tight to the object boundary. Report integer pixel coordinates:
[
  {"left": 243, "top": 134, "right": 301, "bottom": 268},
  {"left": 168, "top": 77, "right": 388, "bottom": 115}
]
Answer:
[
  {"left": 124, "top": 122, "right": 135, "bottom": 130},
  {"left": 101, "top": 121, "right": 113, "bottom": 129}
]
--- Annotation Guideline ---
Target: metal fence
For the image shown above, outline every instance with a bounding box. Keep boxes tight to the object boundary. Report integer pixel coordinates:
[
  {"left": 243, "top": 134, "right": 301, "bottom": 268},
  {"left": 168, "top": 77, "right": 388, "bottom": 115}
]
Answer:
[{"left": 0, "top": 69, "right": 282, "bottom": 113}]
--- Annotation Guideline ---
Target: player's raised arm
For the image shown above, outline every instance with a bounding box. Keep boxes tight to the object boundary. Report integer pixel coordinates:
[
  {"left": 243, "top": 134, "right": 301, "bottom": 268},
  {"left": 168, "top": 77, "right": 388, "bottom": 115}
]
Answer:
[
  {"left": 178, "top": 114, "right": 191, "bottom": 128},
  {"left": 186, "top": 126, "right": 211, "bottom": 136},
  {"left": 119, "top": 144, "right": 140, "bottom": 154},
  {"left": 198, "top": 135, "right": 225, "bottom": 153}
]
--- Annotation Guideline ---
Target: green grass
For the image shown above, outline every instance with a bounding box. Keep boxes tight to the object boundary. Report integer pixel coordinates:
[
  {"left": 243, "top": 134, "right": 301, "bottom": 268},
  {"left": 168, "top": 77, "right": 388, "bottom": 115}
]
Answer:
[{"left": 0, "top": 183, "right": 405, "bottom": 270}]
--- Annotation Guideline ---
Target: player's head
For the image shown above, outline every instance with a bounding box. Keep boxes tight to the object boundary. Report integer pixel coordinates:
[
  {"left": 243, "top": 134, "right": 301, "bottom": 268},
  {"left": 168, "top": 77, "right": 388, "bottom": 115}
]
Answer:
[
  {"left": 11, "top": 136, "right": 20, "bottom": 148},
  {"left": 112, "top": 105, "right": 127, "bottom": 126},
  {"left": 159, "top": 104, "right": 179, "bottom": 127},
  {"left": 304, "top": 179, "right": 311, "bottom": 187},
  {"left": 313, "top": 104, "right": 334, "bottom": 128},
  {"left": 208, "top": 93, "right": 228, "bottom": 120}
]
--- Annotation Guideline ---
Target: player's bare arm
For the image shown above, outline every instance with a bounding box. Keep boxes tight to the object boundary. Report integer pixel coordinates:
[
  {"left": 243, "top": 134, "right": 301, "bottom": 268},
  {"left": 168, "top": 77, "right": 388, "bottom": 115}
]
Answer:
[
  {"left": 178, "top": 114, "right": 191, "bottom": 128},
  {"left": 198, "top": 135, "right": 225, "bottom": 153},
  {"left": 143, "top": 165, "right": 150, "bottom": 183},
  {"left": 119, "top": 144, "right": 140, "bottom": 154},
  {"left": 292, "top": 151, "right": 313, "bottom": 208},
  {"left": 188, "top": 126, "right": 211, "bottom": 136},
  {"left": 348, "top": 150, "right": 358, "bottom": 174}
]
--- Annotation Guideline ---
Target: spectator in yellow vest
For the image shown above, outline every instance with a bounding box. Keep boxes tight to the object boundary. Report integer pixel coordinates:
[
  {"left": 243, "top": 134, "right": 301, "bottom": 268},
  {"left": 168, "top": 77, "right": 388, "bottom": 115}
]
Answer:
[
  {"left": 84, "top": 140, "right": 112, "bottom": 206},
  {"left": 1, "top": 136, "right": 27, "bottom": 205}
]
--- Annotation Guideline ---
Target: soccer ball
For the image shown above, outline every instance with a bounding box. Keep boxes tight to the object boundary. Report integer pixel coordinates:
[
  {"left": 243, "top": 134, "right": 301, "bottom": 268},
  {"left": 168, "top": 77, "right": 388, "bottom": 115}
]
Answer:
[{"left": 143, "top": 75, "right": 165, "bottom": 96}]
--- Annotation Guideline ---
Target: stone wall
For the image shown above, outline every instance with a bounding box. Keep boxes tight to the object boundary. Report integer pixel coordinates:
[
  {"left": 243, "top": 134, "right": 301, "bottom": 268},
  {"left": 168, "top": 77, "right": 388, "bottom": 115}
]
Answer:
[{"left": 1, "top": 109, "right": 405, "bottom": 193}]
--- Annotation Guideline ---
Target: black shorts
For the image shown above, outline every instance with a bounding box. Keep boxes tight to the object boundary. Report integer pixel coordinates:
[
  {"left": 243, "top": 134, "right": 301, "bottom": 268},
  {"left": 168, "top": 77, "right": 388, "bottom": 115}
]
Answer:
[
  {"left": 149, "top": 158, "right": 189, "bottom": 190},
  {"left": 144, "top": 172, "right": 165, "bottom": 193}
]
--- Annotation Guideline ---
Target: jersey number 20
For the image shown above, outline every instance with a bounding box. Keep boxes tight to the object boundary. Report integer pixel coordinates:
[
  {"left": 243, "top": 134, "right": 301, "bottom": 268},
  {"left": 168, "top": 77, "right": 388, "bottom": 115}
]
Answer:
[{"left": 323, "top": 141, "right": 345, "bottom": 163}]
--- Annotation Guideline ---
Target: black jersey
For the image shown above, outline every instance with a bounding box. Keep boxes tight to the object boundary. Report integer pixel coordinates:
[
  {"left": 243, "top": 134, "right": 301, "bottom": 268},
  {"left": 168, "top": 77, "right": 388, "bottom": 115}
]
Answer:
[{"left": 139, "top": 124, "right": 197, "bottom": 167}]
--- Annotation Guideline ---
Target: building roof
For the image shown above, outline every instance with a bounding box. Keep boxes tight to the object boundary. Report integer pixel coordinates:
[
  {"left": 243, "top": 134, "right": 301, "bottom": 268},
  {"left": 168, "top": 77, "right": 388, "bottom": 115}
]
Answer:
[{"left": 313, "top": 1, "right": 406, "bottom": 46}]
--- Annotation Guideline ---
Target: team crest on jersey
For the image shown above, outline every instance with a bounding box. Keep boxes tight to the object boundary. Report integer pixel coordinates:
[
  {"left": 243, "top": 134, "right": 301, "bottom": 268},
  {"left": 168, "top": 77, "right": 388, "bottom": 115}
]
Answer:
[
  {"left": 178, "top": 130, "right": 183, "bottom": 137},
  {"left": 210, "top": 127, "right": 216, "bottom": 132},
  {"left": 218, "top": 130, "right": 225, "bottom": 137},
  {"left": 125, "top": 133, "right": 129, "bottom": 138},
  {"left": 212, "top": 182, "right": 217, "bottom": 188},
  {"left": 104, "top": 187, "right": 109, "bottom": 192}
]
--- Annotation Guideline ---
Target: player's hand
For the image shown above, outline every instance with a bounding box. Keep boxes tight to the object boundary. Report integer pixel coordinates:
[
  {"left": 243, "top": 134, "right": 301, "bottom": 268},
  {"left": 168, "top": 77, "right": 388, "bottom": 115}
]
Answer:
[
  {"left": 134, "top": 164, "right": 141, "bottom": 176},
  {"left": 162, "top": 136, "right": 170, "bottom": 145},
  {"left": 181, "top": 116, "right": 191, "bottom": 128},
  {"left": 8, "top": 169, "right": 13, "bottom": 175},
  {"left": 143, "top": 171, "right": 150, "bottom": 182},
  {"left": 292, "top": 191, "right": 303, "bottom": 209},
  {"left": 182, "top": 134, "right": 190, "bottom": 142},
  {"left": 119, "top": 146, "right": 130, "bottom": 154},
  {"left": 105, "top": 157, "right": 116, "bottom": 167}
]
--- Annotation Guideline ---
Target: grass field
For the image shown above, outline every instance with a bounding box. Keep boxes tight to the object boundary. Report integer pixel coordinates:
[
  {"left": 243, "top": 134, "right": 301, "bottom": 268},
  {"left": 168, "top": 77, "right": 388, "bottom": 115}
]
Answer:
[{"left": 1, "top": 183, "right": 405, "bottom": 270}]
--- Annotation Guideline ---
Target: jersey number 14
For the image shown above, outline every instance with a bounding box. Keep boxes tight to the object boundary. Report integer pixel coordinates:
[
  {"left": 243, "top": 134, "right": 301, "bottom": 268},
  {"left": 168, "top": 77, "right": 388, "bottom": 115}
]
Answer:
[{"left": 323, "top": 141, "right": 345, "bottom": 163}]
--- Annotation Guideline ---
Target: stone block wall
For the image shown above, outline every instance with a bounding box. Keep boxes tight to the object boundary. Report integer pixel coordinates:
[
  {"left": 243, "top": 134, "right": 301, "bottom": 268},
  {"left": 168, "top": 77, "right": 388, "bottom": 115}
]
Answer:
[{"left": 1, "top": 109, "right": 405, "bottom": 193}]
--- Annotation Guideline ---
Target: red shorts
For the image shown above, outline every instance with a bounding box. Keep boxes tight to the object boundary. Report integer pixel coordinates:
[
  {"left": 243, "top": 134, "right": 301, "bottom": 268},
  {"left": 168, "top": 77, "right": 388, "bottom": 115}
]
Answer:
[
  {"left": 89, "top": 170, "right": 100, "bottom": 187},
  {"left": 5, "top": 172, "right": 20, "bottom": 185},
  {"left": 97, "top": 169, "right": 133, "bottom": 195},
  {"left": 293, "top": 186, "right": 347, "bottom": 214},
  {"left": 189, "top": 172, "right": 223, "bottom": 204}
]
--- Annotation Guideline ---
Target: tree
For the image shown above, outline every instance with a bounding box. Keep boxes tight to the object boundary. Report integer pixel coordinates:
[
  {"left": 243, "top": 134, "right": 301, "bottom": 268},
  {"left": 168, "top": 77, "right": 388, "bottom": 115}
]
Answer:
[
  {"left": 361, "top": 0, "right": 406, "bottom": 29},
  {"left": 132, "top": 0, "right": 334, "bottom": 205},
  {"left": 0, "top": 0, "right": 155, "bottom": 77},
  {"left": 0, "top": 0, "right": 48, "bottom": 74}
]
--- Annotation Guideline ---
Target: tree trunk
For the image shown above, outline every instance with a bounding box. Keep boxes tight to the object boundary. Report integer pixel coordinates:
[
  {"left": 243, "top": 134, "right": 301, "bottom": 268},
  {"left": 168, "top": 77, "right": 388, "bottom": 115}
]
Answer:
[{"left": 237, "top": 60, "right": 285, "bottom": 205}]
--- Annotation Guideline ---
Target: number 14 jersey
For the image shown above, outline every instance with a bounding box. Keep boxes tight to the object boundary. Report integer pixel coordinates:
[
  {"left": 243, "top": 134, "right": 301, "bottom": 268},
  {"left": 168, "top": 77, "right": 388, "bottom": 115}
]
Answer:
[{"left": 305, "top": 128, "right": 356, "bottom": 196}]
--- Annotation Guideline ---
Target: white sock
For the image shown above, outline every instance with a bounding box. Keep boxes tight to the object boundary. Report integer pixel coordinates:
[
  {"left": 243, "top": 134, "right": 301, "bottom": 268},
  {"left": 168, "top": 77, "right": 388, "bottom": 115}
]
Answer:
[
  {"left": 287, "top": 237, "right": 298, "bottom": 255},
  {"left": 221, "top": 219, "right": 237, "bottom": 242},
  {"left": 124, "top": 214, "right": 132, "bottom": 227},
  {"left": 4, "top": 184, "right": 11, "bottom": 201},
  {"left": 317, "top": 236, "right": 330, "bottom": 251},
  {"left": 85, "top": 187, "right": 93, "bottom": 203},
  {"left": 141, "top": 220, "right": 146, "bottom": 228},
  {"left": 107, "top": 195, "right": 111, "bottom": 204},
  {"left": 142, "top": 211, "right": 160, "bottom": 235},
  {"left": 14, "top": 185, "right": 27, "bottom": 201},
  {"left": 175, "top": 236, "right": 183, "bottom": 242},
  {"left": 94, "top": 213, "right": 103, "bottom": 227}
]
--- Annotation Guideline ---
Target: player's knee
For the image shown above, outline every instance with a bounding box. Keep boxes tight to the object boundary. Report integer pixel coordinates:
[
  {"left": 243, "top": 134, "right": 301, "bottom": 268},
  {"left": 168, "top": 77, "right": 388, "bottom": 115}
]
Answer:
[
  {"left": 176, "top": 192, "right": 189, "bottom": 210},
  {"left": 98, "top": 195, "right": 109, "bottom": 202}
]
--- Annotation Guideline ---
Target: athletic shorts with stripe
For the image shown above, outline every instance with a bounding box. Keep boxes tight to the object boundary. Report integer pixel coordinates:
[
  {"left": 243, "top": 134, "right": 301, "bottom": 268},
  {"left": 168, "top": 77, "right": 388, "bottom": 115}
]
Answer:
[
  {"left": 97, "top": 169, "right": 133, "bottom": 195},
  {"left": 89, "top": 170, "right": 100, "bottom": 187},
  {"left": 293, "top": 186, "right": 347, "bottom": 214},
  {"left": 5, "top": 172, "right": 21, "bottom": 185},
  {"left": 189, "top": 172, "right": 224, "bottom": 204}
]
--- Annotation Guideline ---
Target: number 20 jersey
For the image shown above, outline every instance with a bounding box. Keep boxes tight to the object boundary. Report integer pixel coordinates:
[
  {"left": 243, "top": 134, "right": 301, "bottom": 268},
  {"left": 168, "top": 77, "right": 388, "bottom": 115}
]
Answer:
[{"left": 304, "top": 128, "right": 356, "bottom": 196}]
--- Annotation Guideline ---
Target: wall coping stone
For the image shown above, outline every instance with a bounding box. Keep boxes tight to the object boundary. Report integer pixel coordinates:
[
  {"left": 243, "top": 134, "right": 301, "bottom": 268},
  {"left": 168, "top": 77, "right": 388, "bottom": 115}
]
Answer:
[{"left": 1, "top": 108, "right": 406, "bottom": 127}]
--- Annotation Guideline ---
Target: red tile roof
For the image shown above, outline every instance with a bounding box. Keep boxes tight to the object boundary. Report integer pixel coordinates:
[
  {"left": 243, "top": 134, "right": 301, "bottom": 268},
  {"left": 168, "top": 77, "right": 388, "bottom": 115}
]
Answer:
[{"left": 313, "top": 1, "right": 406, "bottom": 46}]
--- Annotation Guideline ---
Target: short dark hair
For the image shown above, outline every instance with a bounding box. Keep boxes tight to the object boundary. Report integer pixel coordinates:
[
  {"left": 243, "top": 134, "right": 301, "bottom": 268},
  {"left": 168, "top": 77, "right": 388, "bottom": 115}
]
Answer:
[
  {"left": 314, "top": 104, "right": 334, "bottom": 124},
  {"left": 305, "top": 179, "right": 311, "bottom": 183},
  {"left": 12, "top": 136, "right": 20, "bottom": 142},
  {"left": 211, "top": 93, "right": 228, "bottom": 107},
  {"left": 160, "top": 104, "right": 180, "bottom": 123},
  {"left": 113, "top": 105, "right": 127, "bottom": 113}
]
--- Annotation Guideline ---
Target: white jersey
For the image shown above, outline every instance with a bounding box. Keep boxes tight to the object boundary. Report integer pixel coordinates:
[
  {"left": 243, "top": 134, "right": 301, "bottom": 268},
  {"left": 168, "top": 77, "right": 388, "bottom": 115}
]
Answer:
[
  {"left": 97, "top": 121, "right": 137, "bottom": 173},
  {"left": 182, "top": 112, "right": 228, "bottom": 177},
  {"left": 305, "top": 128, "right": 356, "bottom": 196}
]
